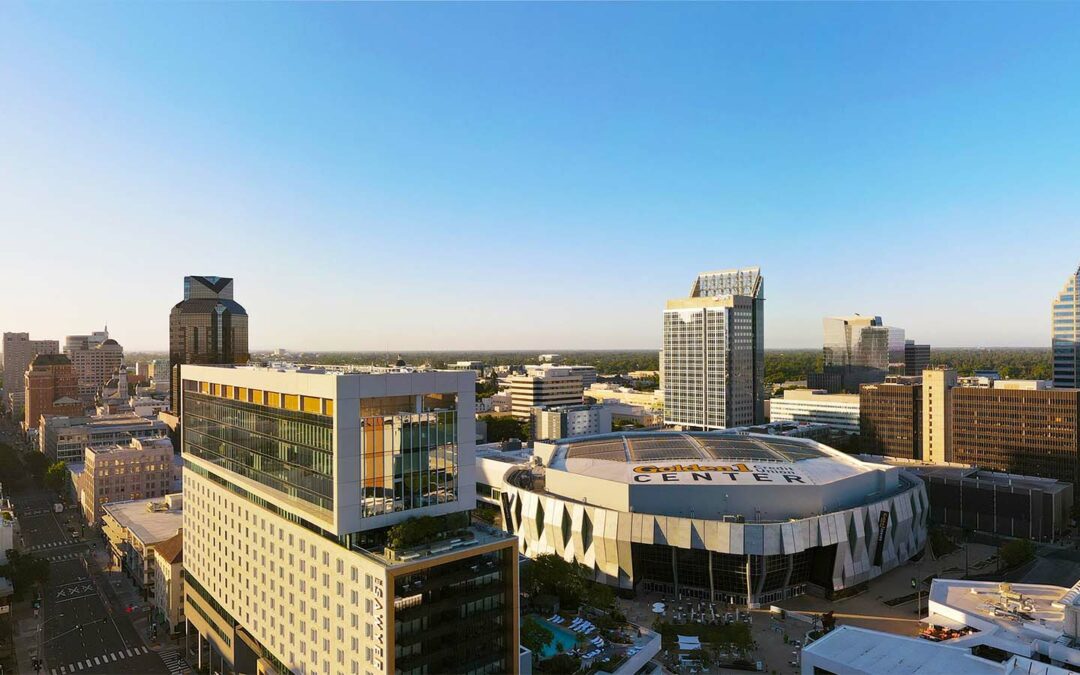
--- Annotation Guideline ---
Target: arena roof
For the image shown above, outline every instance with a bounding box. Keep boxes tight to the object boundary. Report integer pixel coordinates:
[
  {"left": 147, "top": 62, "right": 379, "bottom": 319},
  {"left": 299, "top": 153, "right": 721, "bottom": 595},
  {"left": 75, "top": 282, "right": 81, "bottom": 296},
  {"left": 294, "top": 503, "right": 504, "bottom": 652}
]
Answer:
[
  {"left": 543, "top": 431, "right": 891, "bottom": 489},
  {"left": 563, "top": 432, "right": 828, "bottom": 464}
]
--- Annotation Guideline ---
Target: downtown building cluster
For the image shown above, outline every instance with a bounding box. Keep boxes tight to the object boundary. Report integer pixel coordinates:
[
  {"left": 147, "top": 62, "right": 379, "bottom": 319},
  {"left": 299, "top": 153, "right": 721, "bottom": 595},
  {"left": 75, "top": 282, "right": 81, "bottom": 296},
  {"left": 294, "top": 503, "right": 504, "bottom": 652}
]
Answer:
[{"left": 2, "top": 263, "right": 1078, "bottom": 675}]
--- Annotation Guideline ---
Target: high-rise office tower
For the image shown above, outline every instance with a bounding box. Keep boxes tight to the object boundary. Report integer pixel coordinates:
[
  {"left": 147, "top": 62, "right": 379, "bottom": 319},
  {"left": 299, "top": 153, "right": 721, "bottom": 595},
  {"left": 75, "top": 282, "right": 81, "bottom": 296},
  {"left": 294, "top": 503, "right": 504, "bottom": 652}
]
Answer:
[
  {"left": 180, "top": 365, "right": 519, "bottom": 675},
  {"left": 64, "top": 327, "right": 124, "bottom": 403},
  {"left": 822, "top": 315, "right": 891, "bottom": 370},
  {"left": 1053, "top": 264, "right": 1080, "bottom": 388},
  {"left": 814, "top": 315, "right": 904, "bottom": 393},
  {"left": 662, "top": 267, "right": 764, "bottom": 429},
  {"left": 2, "top": 332, "right": 60, "bottom": 417},
  {"left": 23, "top": 353, "right": 82, "bottom": 429},
  {"left": 169, "top": 276, "right": 249, "bottom": 412},
  {"left": 903, "top": 340, "right": 931, "bottom": 376}
]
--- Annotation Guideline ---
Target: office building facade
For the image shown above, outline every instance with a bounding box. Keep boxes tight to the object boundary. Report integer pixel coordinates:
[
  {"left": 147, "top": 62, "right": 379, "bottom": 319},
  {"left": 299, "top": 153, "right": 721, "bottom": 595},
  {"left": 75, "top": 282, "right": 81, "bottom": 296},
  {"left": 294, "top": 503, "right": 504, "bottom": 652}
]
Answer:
[
  {"left": 23, "top": 353, "right": 82, "bottom": 430},
  {"left": 65, "top": 329, "right": 124, "bottom": 403},
  {"left": 1053, "top": 265, "right": 1080, "bottom": 388},
  {"left": 507, "top": 367, "right": 583, "bottom": 421},
  {"left": 74, "top": 436, "right": 175, "bottom": 526},
  {"left": 180, "top": 365, "right": 518, "bottom": 675},
  {"left": 903, "top": 341, "right": 931, "bottom": 376},
  {"left": 768, "top": 390, "right": 860, "bottom": 435},
  {"left": 662, "top": 268, "right": 765, "bottom": 430},
  {"left": 169, "top": 276, "right": 249, "bottom": 412},
  {"left": 2, "top": 332, "right": 60, "bottom": 416},
  {"left": 859, "top": 381, "right": 923, "bottom": 460},
  {"left": 40, "top": 412, "right": 170, "bottom": 464},
  {"left": 923, "top": 368, "right": 958, "bottom": 464},
  {"left": 532, "top": 403, "right": 612, "bottom": 441},
  {"left": 951, "top": 386, "right": 1080, "bottom": 487}
]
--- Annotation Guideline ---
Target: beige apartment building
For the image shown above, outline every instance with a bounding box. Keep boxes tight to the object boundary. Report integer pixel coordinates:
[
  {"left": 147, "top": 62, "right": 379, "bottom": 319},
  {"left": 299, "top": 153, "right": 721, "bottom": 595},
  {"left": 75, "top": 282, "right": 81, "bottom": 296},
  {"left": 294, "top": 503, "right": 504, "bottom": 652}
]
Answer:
[
  {"left": 153, "top": 530, "right": 185, "bottom": 634},
  {"left": 74, "top": 436, "right": 175, "bottom": 526},
  {"left": 101, "top": 494, "right": 184, "bottom": 625}
]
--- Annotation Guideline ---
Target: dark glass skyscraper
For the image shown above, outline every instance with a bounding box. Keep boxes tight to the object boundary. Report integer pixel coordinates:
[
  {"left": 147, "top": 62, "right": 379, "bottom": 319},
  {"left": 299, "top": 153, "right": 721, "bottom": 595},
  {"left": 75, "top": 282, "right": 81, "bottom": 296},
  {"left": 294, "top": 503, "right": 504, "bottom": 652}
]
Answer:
[{"left": 169, "top": 276, "right": 248, "bottom": 411}]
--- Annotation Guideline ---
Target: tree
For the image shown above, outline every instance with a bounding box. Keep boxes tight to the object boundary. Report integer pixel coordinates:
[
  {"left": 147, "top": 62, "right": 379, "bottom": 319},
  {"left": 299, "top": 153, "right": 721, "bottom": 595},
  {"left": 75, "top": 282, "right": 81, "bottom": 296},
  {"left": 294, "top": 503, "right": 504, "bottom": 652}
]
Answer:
[
  {"left": 521, "top": 616, "right": 554, "bottom": 655},
  {"left": 0, "top": 549, "right": 50, "bottom": 600},
  {"left": 821, "top": 611, "right": 836, "bottom": 633},
  {"left": 484, "top": 416, "right": 530, "bottom": 443},
  {"left": 23, "top": 451, "right": 50, "bottom": 486},
  {"left": 44, "top": 461, "right": 68, "bottom": 494},
  {"left": 522, "top": 554, "right": 592, "bottom": 610},
  {"left": 537, "top": 653, "right": 580, "bottom": 673},
  {"left": 999, "top": 539, "right": 1036, "bottom": 569}
]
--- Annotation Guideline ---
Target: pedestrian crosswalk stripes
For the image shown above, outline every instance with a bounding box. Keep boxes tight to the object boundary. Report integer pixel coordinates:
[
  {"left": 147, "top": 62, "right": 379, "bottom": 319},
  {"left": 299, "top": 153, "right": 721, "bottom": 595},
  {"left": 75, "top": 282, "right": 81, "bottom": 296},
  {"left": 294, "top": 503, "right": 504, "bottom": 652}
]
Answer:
[
  {"left": 160, "top": 648, "right": 193, "bottom": 674},
  {"left": 46, "top": 552, "right": 81, "bottom": 562},
  {"left": 28, "top": 540, "right": 78, "bottom": 551},
  {"left": 51, "top": 645, "right": 151, "bottom": 674}
]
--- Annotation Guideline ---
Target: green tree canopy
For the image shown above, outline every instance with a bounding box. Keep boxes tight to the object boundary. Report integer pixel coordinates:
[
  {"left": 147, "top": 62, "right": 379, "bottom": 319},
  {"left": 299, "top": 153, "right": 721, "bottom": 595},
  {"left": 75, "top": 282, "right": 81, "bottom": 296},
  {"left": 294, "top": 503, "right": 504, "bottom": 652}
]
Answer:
[
  {"left": 521, "top": 616, "right": 554, "bottom": 655},
  {"left": 44, "top": 461, "right": 69, "bottom": 494},
  {"left": 999, "top": 539, "right": 1036, "bottom": 569}
]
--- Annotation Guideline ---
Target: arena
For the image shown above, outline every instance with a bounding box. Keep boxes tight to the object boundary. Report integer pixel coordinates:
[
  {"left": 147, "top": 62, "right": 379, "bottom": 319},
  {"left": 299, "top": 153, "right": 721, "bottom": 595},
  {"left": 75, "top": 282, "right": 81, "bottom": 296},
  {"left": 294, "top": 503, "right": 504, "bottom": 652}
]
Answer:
[{"left": 477, "top": 431, "right": 928, "bottom": 607}]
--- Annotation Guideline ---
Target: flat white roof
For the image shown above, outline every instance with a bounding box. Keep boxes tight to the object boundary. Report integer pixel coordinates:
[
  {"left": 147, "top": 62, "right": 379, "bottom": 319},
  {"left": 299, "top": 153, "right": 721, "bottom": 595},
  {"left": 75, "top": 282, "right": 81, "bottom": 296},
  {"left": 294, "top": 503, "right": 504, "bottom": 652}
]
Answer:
[
  {"left": 805, "top": 625, "right": 1071, "bottom": 675},
  {"left": 102, "top": 495, "right": 183, "bottom": 545},
  {"left": 804, "top": 625, "right": 1000, "bottom": 674}
]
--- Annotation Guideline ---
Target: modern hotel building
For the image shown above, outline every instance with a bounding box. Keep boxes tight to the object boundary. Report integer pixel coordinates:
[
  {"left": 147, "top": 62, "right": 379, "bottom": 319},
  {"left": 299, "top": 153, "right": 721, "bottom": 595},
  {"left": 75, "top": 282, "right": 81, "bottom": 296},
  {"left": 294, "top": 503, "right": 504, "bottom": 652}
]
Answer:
[{"left": 180, "top": 364, "right": 518, "bottom": 675}]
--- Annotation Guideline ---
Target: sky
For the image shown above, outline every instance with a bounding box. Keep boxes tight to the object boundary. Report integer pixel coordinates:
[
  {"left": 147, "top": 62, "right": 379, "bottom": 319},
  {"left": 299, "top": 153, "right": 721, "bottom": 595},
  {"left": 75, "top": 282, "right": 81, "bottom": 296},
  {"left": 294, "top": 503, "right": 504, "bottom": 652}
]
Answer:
[{"left": 2, "top": 3, "right": 1079, "bottom": 351}]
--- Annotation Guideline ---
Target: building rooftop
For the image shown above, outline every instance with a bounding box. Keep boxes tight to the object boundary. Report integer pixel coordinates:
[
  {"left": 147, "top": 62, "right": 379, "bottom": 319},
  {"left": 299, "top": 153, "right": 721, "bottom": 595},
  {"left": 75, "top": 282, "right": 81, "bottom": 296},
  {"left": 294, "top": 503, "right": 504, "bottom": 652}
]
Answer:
[
  {"left": 559, "top": 431, "right": 828, "bottom": 464},
  {"left": 102, "top": 494, "right": 183, "bottom": 545},
  {"left": 48, "top": 412, "right": 166, "bottom": 431},
  {"left": 805, "top": 625, "right": 1000, "bottom": 674},
  {"left": 804, "top": 625, "right": 1069, "bottom": 675},
  {"left": 924, "top": 578, "right": 1080, "bottom": 663},
  {"left": 858, "top": 455, "right": 1073, "bottom": 494},
  {"left": 31, "top": 353, "right": 72, "bottom": 367},
  {"left": 777, "top": 389, "right": 860, "bottom": 403},
  {"left": 154, "top": 530, "right": 183, "bottom": 565}
]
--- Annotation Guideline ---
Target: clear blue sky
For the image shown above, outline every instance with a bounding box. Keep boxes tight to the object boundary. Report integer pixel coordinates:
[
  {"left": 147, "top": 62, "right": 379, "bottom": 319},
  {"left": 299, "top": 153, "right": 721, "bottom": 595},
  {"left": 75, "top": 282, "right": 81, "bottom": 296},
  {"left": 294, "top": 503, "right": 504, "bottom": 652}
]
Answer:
[{"left": 2, "top": 3, "right": 1078, "bottom": 350}]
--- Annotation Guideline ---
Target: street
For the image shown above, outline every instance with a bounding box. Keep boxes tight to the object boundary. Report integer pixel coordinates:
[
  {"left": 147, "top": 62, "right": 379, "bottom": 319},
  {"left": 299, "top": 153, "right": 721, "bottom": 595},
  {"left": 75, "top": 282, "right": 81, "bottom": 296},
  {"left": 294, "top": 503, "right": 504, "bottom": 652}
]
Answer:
[{"left": 11, "top": 489, "right": 173, "bottom": 675}]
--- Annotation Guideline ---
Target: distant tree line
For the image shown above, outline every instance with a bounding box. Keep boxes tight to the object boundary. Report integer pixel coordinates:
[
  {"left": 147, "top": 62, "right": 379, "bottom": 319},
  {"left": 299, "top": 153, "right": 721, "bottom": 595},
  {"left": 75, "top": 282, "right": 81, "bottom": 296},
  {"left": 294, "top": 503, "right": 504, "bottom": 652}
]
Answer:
[{"left": 129, "top": 346, "right": 1053, "bottom": 382}]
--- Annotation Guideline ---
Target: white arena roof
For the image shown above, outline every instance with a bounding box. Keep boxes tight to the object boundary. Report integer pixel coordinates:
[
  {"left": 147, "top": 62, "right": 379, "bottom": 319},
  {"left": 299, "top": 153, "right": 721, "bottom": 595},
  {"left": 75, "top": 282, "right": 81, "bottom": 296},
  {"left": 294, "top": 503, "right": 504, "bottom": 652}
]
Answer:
[{"left": 542, "top": 431, "right": 884, "bottom": 488}]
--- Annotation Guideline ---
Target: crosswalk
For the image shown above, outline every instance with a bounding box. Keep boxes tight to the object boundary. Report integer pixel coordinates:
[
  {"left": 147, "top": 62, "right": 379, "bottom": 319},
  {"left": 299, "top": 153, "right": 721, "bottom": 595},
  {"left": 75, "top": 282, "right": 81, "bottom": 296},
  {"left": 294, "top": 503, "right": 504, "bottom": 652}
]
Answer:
[
  {"left": 46, "top": 552, "right": 83, "bottom": 562},
  {"left": 28, "top": 540, "right": 79, "bottom": 551},
  {"left": 50, "top": 645, "right": 151, "bottom": 674},
  {"left": 160, "top": 648, "right": 193, "bottom": 675}
]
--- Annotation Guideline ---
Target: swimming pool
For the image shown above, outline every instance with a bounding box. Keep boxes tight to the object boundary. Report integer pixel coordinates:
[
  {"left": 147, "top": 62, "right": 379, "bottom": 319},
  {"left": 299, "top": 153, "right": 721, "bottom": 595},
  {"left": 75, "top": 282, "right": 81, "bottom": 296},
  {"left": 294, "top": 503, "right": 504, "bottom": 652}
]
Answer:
[{"left": 531, "top": 616, "right": 581, "bottom": 659}]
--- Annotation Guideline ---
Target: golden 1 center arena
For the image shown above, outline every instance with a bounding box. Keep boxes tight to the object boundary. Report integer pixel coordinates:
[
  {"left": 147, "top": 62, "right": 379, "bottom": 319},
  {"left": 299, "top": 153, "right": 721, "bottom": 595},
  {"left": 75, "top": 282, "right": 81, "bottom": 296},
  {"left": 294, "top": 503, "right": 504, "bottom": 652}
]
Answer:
[{"left": 476, "top": 431, "right": 928, "bottom": 606}]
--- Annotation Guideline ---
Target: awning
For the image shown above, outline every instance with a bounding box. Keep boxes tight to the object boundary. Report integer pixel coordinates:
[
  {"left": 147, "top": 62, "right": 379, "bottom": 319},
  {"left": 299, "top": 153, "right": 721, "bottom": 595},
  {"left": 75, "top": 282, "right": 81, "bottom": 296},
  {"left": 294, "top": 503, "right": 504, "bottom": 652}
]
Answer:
[{"left": 923, "top": 615, "right": 968, "bottom": 630}]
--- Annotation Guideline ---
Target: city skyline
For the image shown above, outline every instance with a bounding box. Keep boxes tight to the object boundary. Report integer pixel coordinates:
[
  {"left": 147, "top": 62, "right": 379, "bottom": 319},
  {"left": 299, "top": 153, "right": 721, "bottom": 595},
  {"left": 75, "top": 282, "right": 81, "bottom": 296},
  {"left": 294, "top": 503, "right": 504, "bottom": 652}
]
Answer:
[{"left": 3, "top": 3, "right": 1080, "bottom": 351}]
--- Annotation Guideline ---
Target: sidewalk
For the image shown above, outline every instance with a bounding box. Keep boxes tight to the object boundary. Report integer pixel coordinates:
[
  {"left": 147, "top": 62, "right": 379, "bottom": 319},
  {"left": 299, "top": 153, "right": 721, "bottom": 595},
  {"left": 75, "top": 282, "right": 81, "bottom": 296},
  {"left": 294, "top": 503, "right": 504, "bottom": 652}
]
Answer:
[{"left": 87, "top": 538, "right": 189, "bottom": 659}]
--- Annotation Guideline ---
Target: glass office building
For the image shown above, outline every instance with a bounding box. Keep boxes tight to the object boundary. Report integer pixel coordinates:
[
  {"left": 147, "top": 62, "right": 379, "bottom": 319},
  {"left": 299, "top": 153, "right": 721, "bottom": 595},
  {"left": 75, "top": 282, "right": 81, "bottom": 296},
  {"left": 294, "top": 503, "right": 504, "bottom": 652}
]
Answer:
[
  {"left": 169, "top": 276, "right": 249, "bottom": 411},
  {"left": 1053, "top": 265, "right": 1080, "bottom": 389}
]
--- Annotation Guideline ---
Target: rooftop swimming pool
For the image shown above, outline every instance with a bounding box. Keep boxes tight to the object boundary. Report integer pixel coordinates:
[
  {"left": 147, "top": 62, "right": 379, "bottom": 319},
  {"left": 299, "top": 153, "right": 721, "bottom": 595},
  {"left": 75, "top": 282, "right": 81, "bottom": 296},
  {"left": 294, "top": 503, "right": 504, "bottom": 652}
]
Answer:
[{"left": 530, "top": 615, "right": 581, "bottom": 659}]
